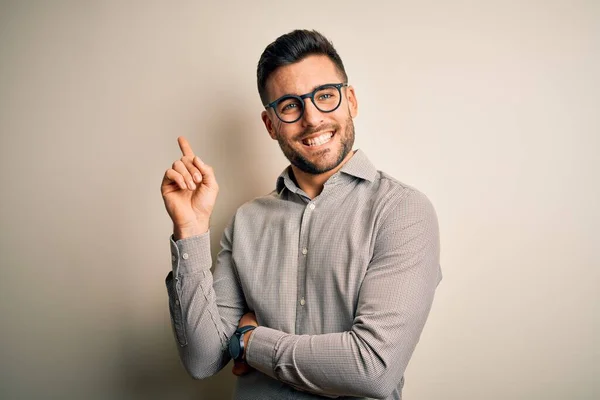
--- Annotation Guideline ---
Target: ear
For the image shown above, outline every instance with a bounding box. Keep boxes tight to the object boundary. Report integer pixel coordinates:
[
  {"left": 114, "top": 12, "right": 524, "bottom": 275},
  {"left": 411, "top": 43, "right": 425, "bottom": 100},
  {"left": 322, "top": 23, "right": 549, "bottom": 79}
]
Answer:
[
  {"left": 261, "top": 110, "right": 278, "bottom": 140},
  {"left": 346, "top": 85, "right": 358, "bottom": 118}
]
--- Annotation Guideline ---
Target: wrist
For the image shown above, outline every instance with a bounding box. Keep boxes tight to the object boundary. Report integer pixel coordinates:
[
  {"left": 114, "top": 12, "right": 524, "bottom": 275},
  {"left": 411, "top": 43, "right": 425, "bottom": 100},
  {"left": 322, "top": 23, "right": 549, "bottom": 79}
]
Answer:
[
  {"left": 229, "top": 325, "right": 256, "bottom": 362},
  {"left": 242, "top": 328, "right": 255, "bottom": 360},
  {"left": 173, "top": 221, "right": 209, "bottom": 240}
]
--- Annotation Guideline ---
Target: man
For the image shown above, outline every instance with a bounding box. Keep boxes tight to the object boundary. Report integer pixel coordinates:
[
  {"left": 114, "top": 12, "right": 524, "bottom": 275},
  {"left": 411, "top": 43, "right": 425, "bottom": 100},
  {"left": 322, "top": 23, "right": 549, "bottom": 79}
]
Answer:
[{"left": 161, "top": 30, "right": 442, "bottom": 400}]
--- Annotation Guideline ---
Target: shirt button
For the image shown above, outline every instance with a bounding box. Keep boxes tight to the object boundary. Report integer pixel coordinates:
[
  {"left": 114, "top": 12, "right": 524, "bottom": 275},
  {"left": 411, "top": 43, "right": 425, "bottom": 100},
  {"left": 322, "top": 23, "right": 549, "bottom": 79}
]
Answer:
[
  {"left": 182, "top": 253, "right": 189, "bottom": 260},
  {"left": 300, "top": 298, "right": 306, "bottom": 306},
  {"left": 301, "top": 248, "right": 308, "bottom": 255},
  {"left": 171, "top": 255, "right": 176, "bottom": 262},
  {"left": 309, "top": 203, "right": 315, "bottom": 210},
  {"left": 175, "top": 299, "right": 180, "bottom": 306}
]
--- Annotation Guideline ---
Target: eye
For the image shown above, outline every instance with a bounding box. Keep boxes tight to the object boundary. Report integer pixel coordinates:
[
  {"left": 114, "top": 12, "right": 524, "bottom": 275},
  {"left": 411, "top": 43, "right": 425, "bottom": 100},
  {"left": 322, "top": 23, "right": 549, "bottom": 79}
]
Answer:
[
  {"left": 278, "top": 97, "right": 302, "bottom": 114},
  {"left": 281, "top": 103, "right": 298, "bottom": 112},
  {"left": 315, "top": 87, "right": 339, "bottom": 103}
]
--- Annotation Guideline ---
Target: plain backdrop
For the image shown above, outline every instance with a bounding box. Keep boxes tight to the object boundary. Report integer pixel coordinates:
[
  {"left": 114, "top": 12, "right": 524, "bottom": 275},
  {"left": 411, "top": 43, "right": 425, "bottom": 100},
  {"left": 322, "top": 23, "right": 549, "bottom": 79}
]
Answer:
[{"left": 1, "top": 1, "right": 598, "bottom": 399}]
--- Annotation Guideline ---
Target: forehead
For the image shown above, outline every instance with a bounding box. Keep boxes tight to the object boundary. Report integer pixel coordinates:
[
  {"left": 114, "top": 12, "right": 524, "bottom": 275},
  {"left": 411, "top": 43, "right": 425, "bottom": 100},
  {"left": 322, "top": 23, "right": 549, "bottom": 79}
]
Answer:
[{"left": 266, "top": 55, "right": 343, "bottom": 100}]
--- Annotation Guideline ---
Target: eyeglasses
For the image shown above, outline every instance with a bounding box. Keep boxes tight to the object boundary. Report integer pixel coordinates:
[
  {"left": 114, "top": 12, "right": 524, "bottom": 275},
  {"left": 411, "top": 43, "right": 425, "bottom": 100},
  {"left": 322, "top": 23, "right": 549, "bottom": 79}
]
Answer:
[{"left": 264, "top": 83, "right": 348, "bottom": 123}]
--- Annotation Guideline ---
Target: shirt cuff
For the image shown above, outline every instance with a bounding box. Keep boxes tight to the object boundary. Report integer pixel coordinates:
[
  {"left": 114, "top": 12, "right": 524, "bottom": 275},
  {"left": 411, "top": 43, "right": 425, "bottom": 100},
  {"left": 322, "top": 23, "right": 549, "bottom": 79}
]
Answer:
[
  {"left": 245, "top": 326, "right": 286, "bottom": 379},
  {"left": 169, "top": 231, "right": 212, "bottom": 276}
]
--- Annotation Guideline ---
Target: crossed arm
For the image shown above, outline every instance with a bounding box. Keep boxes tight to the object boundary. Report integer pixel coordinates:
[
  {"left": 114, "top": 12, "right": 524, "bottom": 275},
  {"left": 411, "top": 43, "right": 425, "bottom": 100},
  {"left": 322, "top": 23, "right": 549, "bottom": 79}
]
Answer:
[{"left": 166, "top": 190, "right": 441, "bottom": 398}]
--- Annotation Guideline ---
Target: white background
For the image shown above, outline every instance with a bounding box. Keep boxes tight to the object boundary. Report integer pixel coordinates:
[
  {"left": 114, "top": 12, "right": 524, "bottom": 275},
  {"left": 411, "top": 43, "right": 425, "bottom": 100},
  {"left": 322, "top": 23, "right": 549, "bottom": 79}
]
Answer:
[{"left": 1, "top": 1, "right": 598, "bottom": 399}]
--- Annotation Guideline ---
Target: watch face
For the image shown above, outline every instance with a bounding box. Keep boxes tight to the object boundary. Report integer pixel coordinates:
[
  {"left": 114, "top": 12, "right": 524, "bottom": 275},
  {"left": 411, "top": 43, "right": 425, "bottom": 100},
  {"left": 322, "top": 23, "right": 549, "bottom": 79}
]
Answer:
[{"left": 229, "top": 334, "right": 241, "bottom": 359}]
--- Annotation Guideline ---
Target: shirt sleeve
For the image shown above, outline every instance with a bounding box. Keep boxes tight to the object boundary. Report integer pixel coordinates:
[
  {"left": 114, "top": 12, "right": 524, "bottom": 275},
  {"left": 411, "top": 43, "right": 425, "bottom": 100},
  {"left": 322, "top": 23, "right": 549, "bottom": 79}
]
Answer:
[
  {"left": 245, "top": 189, "right": 442, "bottom": 399},
  {"left": 165, "top": 220, "right": 247, "bottom": 379}
]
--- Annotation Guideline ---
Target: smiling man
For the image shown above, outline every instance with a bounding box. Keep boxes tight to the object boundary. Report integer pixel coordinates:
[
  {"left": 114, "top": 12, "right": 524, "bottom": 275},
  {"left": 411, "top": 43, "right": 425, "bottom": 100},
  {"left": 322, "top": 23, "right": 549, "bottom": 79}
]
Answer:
[{"left": 161, "top": 30, "right": 442, "bottom": 400}]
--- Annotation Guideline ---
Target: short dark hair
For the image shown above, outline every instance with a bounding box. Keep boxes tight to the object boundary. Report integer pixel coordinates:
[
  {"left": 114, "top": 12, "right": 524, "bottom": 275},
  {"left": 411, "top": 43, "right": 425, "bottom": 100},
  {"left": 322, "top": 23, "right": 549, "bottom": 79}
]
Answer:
[{"left": 257, "top": 29, "right": 348, "bottom": 105}]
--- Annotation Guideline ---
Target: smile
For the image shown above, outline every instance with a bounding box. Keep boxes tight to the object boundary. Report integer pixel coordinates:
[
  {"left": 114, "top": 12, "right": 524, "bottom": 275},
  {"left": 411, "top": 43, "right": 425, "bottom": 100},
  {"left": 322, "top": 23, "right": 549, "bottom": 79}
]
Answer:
[{"left": 302, "top": 132, "right": 334, "bottom": 147}]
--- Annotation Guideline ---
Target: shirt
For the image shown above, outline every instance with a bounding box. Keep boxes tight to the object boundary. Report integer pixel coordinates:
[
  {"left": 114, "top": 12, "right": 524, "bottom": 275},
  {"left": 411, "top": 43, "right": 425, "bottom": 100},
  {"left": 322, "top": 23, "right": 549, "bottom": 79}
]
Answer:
[{"left": 166, "top": 150, "right": 442, "bottom": 400}]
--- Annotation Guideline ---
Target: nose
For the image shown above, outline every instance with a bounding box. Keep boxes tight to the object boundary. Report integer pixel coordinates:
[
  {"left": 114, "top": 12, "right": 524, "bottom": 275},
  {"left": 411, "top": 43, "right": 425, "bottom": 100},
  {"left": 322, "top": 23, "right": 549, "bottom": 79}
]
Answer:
[{"left": 300, "top": 98, "right": 324, "bottom": 127}]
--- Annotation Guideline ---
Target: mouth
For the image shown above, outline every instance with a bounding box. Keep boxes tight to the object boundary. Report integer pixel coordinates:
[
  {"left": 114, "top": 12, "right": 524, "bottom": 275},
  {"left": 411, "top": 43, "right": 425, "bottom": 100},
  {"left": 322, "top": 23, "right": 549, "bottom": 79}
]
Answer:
[{"left": 301, "top": 131, "right": 335, "bottom": 147}]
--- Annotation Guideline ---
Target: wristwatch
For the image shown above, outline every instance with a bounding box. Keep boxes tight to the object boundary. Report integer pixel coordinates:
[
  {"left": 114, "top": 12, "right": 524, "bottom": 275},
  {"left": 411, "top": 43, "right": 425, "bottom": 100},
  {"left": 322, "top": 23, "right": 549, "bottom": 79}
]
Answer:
[{"left": 228, "top": 325, "right": 256, "bottom": 361}]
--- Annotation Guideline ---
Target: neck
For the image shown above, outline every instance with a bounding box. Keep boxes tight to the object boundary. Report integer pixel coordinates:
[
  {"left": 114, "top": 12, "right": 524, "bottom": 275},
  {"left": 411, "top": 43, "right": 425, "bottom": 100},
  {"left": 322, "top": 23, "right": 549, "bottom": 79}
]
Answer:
[{"left": 290, "top": 150, "right": 355, "bottom": 199}]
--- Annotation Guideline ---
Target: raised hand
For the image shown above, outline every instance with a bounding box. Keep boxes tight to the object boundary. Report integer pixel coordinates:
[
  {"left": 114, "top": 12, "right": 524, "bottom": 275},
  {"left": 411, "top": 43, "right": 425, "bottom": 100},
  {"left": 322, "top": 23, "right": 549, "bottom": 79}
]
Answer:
[{"left": 161, "top": 136, "right": 219, "bottom": 240}]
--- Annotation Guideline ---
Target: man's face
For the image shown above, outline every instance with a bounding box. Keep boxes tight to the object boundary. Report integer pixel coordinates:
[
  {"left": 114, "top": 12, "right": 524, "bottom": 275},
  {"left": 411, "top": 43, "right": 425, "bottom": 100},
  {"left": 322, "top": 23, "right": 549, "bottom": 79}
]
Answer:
[{"left": 261, "top": 55, "right": 358, "bottom": 175}]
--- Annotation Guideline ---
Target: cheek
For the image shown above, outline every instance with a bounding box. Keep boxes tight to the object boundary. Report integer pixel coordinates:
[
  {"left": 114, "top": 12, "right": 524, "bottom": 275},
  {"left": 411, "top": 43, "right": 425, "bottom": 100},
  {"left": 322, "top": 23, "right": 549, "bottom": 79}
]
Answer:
[
  {"left": 269, "top": 119, "right": 284, "bottom": 139},
  {"left": 333, "top": 111, "right": 349, "bottom": 130},
  {"left": 274, "top": 127, "right": 295, "bottom": 144}
]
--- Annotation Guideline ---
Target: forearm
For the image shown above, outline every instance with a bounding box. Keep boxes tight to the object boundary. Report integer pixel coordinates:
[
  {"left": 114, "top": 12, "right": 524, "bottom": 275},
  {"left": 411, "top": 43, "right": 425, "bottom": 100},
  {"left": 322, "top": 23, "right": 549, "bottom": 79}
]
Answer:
[
  {"left": 166, "top": 231, "right": 243, "bottom": 378},
  {"left": 246, "top": 293, "right": 436, "bottom": 399}
]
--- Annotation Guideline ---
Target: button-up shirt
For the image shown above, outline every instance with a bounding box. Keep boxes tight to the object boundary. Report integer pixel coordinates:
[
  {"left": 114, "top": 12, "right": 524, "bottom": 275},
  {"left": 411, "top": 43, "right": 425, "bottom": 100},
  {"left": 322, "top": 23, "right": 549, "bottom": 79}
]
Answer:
[{"left": 166, "top": 150, "right": 442, "bottom": 399}]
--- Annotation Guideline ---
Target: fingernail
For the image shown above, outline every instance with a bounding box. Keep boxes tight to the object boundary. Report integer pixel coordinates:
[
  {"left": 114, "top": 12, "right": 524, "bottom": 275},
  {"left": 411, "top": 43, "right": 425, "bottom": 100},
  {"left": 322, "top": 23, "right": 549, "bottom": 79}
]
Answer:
[
  {"left": 194, "top": 173, "right": 201, "bottom": 183},
  {"left": 189, "top": 181, "right": 196, "bottom": 190}
]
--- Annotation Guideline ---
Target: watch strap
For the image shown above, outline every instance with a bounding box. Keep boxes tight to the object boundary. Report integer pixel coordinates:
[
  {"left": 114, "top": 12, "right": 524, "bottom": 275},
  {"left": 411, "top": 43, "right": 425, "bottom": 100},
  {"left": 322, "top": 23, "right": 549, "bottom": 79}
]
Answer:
[
  {"left": 230, "top": 325, "right": 256, "bottom": 361},
  {"left": 237, "top": 325, "right": 256, "bottom": 335}
]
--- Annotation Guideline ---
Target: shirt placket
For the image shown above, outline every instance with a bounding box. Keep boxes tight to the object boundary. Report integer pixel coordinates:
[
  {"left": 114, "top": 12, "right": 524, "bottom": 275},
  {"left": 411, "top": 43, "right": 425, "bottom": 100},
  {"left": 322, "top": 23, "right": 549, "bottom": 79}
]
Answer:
[{"left": 295, "top": 197, "right": 316, "bottom": 335}]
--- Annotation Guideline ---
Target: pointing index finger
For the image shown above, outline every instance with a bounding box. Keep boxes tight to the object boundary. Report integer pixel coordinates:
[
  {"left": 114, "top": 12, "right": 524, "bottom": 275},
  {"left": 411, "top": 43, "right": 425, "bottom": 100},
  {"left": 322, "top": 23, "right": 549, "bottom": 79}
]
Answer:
[{"left": 177, "top": 136, "right": 195, "bottom": 157}]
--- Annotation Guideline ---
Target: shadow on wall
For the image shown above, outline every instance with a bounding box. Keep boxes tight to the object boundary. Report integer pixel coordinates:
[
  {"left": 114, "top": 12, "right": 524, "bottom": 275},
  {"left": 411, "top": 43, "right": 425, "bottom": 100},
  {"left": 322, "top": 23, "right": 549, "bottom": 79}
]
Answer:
[
  {"left": 202, "top": 100, "right": 280, "bottom": 258},
  {"left": 115, "top": 323, "right": 236, "bottom": 400},
  {"left": 116, "top": 105, "right": 274, "bottom": 400}
]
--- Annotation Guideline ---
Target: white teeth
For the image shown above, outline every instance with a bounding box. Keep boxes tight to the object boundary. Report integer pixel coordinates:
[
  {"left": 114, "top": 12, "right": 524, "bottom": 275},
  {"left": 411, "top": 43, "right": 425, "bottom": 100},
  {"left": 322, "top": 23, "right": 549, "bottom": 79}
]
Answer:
[{"left": 304, "top": 132, "right": 333, "bottom": 147}]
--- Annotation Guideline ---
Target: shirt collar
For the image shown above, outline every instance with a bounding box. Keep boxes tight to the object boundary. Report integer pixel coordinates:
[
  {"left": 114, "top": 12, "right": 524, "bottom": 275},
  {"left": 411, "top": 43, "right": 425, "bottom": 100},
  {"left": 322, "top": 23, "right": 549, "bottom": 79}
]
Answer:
[
  {"left": 275, "top": 149, "right": 378, "bottom": 194},
  {"left": 338, "top": 149, "right": 378, "bottom": 182}
]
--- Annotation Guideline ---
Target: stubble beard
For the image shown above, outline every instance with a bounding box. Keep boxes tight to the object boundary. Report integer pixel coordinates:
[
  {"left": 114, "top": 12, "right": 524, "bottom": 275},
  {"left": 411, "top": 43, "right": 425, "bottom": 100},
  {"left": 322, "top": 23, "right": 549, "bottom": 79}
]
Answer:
[{"left": 276, "top": 116, "right": 356, "bottom": 175}]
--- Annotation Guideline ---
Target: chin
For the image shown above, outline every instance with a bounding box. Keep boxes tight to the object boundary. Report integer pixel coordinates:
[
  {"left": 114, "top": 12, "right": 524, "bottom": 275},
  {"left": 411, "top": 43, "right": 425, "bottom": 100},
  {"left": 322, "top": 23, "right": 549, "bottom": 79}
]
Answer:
[{"left": 294, "top": 146, "right": 350, "bottom": 175}]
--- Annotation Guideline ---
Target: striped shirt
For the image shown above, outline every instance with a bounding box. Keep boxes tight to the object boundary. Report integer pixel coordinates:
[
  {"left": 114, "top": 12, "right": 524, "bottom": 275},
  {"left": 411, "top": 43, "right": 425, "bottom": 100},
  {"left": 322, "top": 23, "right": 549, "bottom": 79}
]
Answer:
[{"left": 166, "top": 149, "right": 442, "bottom": 399}]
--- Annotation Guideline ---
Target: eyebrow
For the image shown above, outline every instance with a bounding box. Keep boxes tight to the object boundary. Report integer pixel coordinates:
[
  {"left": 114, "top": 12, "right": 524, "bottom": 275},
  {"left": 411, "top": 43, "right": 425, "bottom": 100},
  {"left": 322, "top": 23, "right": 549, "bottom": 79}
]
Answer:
[
  {"left": 309, "top": 83, "right": 327, "bottom": 93},
  {"left": 283, "top": 83, "right": 333, "bottom": 98}
]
